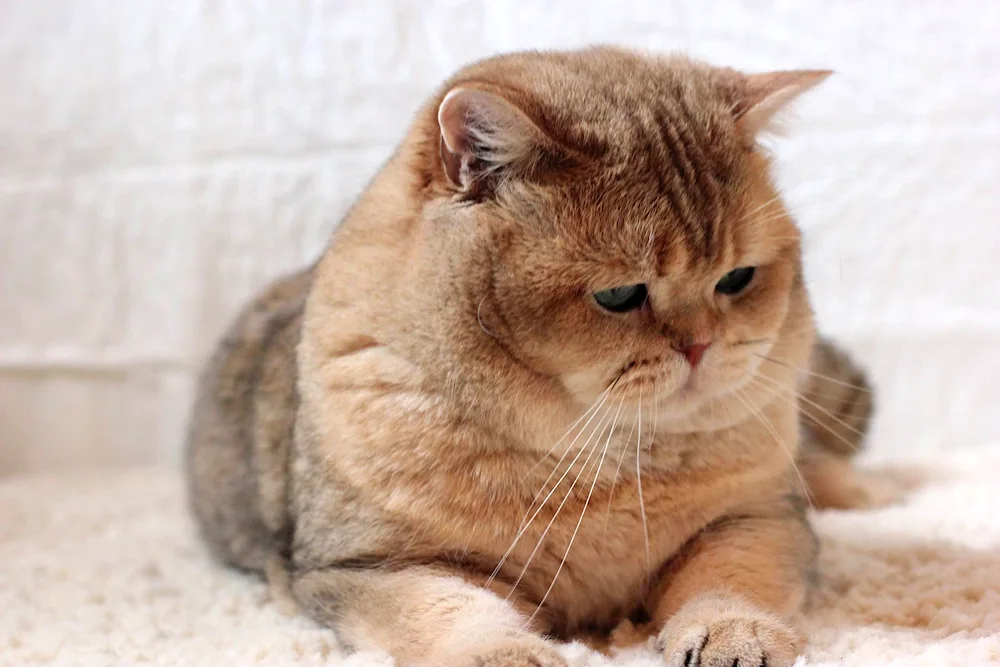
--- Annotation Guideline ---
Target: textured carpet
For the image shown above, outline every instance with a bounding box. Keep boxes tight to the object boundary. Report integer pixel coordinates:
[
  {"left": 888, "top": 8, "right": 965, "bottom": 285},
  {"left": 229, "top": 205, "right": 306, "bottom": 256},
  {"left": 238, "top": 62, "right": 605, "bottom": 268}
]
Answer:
[{"left": 2, "top": 449, "right": 999, "bottom": 667}]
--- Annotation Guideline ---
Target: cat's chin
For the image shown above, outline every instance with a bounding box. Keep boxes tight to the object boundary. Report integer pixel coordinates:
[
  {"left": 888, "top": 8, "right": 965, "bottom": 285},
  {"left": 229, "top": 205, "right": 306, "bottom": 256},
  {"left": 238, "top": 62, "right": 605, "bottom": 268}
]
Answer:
[
  {"left": 645, "top": 373, "right": 764, "bottom": 433},
  {"left": 651, "top": 399, "right": 745, "bottom": 434}
]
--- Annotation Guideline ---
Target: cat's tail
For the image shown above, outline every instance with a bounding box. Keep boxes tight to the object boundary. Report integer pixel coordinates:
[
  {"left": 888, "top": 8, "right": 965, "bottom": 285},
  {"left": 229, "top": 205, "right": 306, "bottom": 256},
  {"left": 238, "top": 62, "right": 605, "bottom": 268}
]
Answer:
[{"left": 797, "top": 339, "right": 895, "bottom": 509}]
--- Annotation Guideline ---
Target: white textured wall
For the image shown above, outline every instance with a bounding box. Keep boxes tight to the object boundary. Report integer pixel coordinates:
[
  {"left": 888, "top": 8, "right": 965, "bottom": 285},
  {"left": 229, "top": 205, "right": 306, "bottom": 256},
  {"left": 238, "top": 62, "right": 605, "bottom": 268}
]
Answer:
[{"left": 1, "top": 1, "right": 998, "bottom": 475}]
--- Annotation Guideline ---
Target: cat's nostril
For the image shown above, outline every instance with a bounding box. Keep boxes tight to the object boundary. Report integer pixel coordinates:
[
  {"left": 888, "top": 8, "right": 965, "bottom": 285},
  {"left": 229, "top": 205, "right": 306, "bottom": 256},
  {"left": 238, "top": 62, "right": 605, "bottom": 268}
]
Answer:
[{"left": 674, "top": 342, "right": 711, "bottom": 368}]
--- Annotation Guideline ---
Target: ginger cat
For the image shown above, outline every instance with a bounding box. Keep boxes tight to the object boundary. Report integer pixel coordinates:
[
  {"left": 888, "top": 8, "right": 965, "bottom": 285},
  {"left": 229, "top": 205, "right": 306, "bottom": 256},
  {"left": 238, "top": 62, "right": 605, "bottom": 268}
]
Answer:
[{"left": 188, "top": 47, "right": 879, "bottom": 667}]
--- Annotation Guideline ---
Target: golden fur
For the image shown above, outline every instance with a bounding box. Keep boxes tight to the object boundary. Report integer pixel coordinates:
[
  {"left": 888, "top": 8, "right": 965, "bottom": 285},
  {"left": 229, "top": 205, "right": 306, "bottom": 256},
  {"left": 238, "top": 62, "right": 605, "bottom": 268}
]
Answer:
[{"left": 188, "top": 47, "right": 881, "bottom": 667}]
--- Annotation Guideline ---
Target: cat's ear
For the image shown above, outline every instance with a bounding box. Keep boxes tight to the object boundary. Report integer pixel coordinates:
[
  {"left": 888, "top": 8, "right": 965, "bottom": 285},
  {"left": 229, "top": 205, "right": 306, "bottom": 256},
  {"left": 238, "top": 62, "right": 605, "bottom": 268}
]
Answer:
[
  {"left": 437, "top": 87, "right": 555, "bottom": 191},
  {"left": 733, "top": 70, "right": 832, "bottom": 135}
]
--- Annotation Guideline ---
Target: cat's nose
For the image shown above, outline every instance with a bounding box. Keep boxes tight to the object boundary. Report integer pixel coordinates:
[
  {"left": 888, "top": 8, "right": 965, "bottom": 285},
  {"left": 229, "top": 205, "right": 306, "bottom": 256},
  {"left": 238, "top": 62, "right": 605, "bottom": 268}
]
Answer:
[{"left": 674, "top": 341, "right": 711, "bottom": 368}]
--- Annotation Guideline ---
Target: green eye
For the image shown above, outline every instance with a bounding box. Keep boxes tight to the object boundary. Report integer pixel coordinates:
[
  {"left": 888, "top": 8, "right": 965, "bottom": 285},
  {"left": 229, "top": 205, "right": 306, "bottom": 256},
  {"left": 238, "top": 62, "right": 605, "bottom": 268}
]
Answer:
[
  {"left": 593, "top": 283, "right": 647, "bottom": 312},
  {"left": 715, "top": 267, "right": 756, "bottom": 295}
]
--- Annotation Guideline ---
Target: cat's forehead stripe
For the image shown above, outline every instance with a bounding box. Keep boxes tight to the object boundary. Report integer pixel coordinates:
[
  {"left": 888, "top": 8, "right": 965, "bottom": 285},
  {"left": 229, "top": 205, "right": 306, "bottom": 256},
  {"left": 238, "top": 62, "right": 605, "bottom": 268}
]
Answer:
[{"left": 619, "top": 92, "right": 733, "bottom": 264}]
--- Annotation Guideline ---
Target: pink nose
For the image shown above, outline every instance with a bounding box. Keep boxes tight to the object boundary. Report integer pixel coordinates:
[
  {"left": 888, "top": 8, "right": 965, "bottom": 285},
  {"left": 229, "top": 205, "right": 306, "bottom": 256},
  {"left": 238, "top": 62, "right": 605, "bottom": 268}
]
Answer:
[{"left": 676, "top": 342, "right": 710, "bottom": 367}]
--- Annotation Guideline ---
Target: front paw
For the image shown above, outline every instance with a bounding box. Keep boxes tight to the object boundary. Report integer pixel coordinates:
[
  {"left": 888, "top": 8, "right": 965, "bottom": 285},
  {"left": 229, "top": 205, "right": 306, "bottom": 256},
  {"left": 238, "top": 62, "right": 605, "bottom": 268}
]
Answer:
[{"left": 657, "top": 596, "right": 802, "bottom": 667}]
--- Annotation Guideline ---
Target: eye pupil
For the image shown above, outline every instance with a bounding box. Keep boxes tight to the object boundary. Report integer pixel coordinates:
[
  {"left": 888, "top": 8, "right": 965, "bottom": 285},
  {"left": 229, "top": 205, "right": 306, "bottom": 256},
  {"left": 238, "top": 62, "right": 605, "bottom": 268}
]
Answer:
[
  {"left": 593, "top": 283, "right": 647, "bottom": 312},
  {"left": 715, "top": 267, "right": 756, "bottom": 295}
]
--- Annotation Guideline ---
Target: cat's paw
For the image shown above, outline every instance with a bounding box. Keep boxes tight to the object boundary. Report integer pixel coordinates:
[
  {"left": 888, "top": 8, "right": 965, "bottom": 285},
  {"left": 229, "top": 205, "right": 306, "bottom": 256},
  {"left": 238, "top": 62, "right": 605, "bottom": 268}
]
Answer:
[
  {"left": 656, "top": 596, "right": 802, "bottom": 667},
  {"left": 462, "top": 639, "right": 568, "bottom": 667}
]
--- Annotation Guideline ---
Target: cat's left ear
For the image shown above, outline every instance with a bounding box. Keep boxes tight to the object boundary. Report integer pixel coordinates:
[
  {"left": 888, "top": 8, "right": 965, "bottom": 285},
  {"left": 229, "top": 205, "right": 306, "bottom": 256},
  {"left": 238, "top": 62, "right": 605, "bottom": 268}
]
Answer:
[
  {"left": 732, "top": 70, "right": 832, "bottom": 135},
  {"left": 437, "top": 86, "right": 562, "bottom": 192}
]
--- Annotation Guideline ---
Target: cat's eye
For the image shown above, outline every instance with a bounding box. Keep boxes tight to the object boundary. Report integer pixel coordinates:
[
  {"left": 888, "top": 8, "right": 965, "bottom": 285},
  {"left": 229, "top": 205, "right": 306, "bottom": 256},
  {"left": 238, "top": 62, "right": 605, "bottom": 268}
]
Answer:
[
  {"left": 593, "top": 283, "right": 647, "bottom": 312},
  {"left": 715, "top": 267, "right": 756, "bottom": 295}
]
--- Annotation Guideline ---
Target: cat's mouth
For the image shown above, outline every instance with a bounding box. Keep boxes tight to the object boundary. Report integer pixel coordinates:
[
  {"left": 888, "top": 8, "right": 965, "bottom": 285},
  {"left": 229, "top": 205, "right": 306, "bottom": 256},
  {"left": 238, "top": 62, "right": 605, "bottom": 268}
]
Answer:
[{"left": 613, "top": 356, "right": 684, "bottom": 393}]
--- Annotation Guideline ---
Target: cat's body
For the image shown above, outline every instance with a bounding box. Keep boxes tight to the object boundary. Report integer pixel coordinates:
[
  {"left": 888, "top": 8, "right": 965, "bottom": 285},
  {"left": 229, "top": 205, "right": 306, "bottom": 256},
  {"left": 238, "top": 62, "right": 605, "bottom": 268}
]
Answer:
[
  {"left": 188, "top": 267, "right": 870, "bottom": 633},
  {"left": 188, "top": 48, "right": 879, "bottom": 667}
]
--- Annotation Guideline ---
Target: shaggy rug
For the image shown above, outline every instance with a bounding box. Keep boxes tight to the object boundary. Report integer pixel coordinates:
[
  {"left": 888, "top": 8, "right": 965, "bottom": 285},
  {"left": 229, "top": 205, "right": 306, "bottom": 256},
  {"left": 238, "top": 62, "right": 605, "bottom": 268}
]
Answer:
[{"left": 2, "top": 448, "right": 998, "bottom": 666}]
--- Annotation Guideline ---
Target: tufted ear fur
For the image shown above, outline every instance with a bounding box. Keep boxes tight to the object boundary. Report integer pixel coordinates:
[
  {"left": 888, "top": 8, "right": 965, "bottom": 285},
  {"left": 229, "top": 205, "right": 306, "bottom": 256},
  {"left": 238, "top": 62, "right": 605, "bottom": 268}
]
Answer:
[
  {"left": 732, "top": 70, "right": 832, "bottom": 135},
  {"left": 437, "top": 87, "right": 564, "bottom": 192}
]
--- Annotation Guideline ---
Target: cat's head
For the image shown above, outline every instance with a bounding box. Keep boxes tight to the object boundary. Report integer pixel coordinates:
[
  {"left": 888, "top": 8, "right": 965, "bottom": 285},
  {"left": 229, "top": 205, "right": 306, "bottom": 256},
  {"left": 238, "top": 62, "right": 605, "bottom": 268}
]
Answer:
[{"left": 405, "top": 48, "right": 826, "bottom": 429}]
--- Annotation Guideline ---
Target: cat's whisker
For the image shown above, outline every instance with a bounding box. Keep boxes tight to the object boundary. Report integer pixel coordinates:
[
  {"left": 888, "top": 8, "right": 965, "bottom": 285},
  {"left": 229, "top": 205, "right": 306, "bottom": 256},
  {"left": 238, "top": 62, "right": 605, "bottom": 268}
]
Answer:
[
  {"left": 649, "top": 379, "right": 659, "bottom": 454},
  {"left": 720, "top": 388, "right": 740, "bottom": 426},
  {"left": 783, "top": 196, "right": 846, "bottom": 217},
  {"left": 791, "top": 371, "right": 869, "bottom": 401},
  {"left": 740, "top": 194, "right": 840, "bottom": 230},
  {"left": 476, "top": 297, "right": 499, "bottom": 338},
  {"left": 752, "top": 208, "right": 808, "bottom": 225},
  {"left": 752, "top": 383, "right": 864, "bottom": 465},
  {"left": 735, "top": 337, "right": 777, "bottom": 347},
  {"left": 756, "top": 353, "right": 871, "bottom": 394},
  {"left": 798, "top": 408, "right": 863, "bottom": 453},
  {"left": 636, "top": 386, "right": 651, "bottom": 580},
  {"left": 794, "top": 386, "right": 867, "bottom": 402},
  {"left": 602, "top": 400, "right": 639, "bottom": 551},
  {"left": 524, "top": 383, "right": 616, "bottom": 480},
  {"left": 755, "top": 373, "right": 868, "bottom": 438},
  {"left": 503, "top": 394, "right": 621, "bottom": 599},
  {"left": 742, "top": 193, "right": 785, "bottom": 219},
  {"left": 518, "top": 391, "right": 616, "bottom": 515},
  {"left": 487, "top": 385, "right": 618, "bottom": 588},
  {"left": 787, "top": 199, "right": 850, "bottom": 217},
  {"left": 526, "top": 391, "right": 624, "bottom": 625},
  {"left": 753, "top": 352, "right": 873, "bottom": 394},
  {"left": 750, "top": 197, "right": 847, "bottom": 228},
  {"left": 537, "top": 384, "right": 617, "bottom": 461},
  {"left": 735, "top": 388, "right": 815, "bottom": 510},
  {"left": 749, "top": 212, "right": 797, "bottom": 227},
  {"left": 750, "top": 376, "right": 863, "bottom": 453}
]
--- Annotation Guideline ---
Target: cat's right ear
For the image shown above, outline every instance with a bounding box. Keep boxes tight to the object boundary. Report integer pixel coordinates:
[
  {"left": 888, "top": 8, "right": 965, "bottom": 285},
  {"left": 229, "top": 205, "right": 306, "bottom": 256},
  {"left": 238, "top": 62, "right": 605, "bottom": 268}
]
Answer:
[
  {"left": 731, "top": 70, "right": 832, "bottom": 136},
  {"left": 437, "top": 87, "right": 553, "bottom": 191}
]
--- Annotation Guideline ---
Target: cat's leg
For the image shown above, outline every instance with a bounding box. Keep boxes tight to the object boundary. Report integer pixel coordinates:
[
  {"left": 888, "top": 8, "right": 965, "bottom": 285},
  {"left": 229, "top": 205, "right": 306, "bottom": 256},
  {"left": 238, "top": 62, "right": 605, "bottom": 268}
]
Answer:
[
  {"left": 649, "top": 493, "right": 816, "bottom": 667},
  {"left": 292, "top": 565, "right": 566, "bottom": 667}
]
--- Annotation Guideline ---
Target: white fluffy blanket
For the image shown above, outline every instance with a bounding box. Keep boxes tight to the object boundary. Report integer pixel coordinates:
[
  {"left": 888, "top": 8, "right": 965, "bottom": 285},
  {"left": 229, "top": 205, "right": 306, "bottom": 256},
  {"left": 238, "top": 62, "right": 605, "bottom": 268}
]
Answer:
[{"left": 2, "top": 448, "right": 999, "bottom": 666}]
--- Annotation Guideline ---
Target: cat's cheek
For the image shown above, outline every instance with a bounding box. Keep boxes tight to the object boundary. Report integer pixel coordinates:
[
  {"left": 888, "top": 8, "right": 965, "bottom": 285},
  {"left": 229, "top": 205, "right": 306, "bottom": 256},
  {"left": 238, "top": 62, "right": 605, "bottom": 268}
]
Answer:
[
  {"left": 699, "top": 350, "right": 767, "bottom": 397},
  {"left": 558, "top": 366, "right": 621, "bottom": 406}
]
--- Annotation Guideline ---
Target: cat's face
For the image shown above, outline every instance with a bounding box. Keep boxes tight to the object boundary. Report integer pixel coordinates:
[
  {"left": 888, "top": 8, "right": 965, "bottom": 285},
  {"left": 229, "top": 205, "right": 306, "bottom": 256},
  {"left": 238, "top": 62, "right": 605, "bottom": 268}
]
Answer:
[
  {"left": 426, "top": 49, "right": 823, "bottom": 427},
  {"left": 487, "top": 165, "right": 808, "bottom": 423}
]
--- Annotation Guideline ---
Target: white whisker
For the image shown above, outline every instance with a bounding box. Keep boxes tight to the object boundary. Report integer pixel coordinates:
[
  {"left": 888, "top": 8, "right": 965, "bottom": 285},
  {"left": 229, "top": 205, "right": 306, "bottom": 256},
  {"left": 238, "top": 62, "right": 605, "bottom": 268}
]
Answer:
[
  {"left": 742, "top": 193, "right": 784, "bottom": 219},
  {"left": 527, "top": 390, "right": 625, "bottom": 625},
  {"left": 602, "top": 399, "right": 639, "bottom": 549},
  {"left": 756, "top": 353, "right": 871, "bottom": 394},
  {"left": 486, "top": 384, "right": 618, "bottom": 588},
  {"left": 477, "top": 298, "right": 499, "bottom": 338},
  {"left": 649, "top": 378, "right": 659, "bottom": 454},
  {"left": 523, "top": 383, "right": 616, "bottom": 485},
  {"left": 503, "top": 393, "right": 620, "bottom": 599},
  {"left": 752, "top": 375, "right": 863, "bottom": 453},
  {"left": 733, "top": 388, "right": 814, "bottom": 510},
  {"left": 755, "top": 373, "right": 866, "bottom": 439},
  {"left": 636, "top": 386, "right": 651, "bottom": 579}
]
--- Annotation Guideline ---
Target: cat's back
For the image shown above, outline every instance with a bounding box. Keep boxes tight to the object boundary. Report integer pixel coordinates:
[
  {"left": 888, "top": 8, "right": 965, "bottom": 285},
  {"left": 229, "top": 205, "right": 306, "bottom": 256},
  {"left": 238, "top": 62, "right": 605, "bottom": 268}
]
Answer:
[{"left": 186, "top": 266, "right": 313, "bottom": 572}]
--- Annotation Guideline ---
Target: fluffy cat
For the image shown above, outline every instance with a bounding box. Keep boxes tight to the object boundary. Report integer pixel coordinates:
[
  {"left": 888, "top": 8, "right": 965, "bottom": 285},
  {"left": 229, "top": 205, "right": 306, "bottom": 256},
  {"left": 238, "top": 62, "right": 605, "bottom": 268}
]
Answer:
[{"left": 187, "top": 47, "right": 879, "bottom": 667}]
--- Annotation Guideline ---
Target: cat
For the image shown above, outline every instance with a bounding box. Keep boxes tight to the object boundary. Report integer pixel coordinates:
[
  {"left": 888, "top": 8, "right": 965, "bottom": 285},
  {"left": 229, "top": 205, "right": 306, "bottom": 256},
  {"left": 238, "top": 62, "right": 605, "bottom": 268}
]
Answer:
[{"left": 187, "top": 47, "right": 881, "bottom": 667}]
